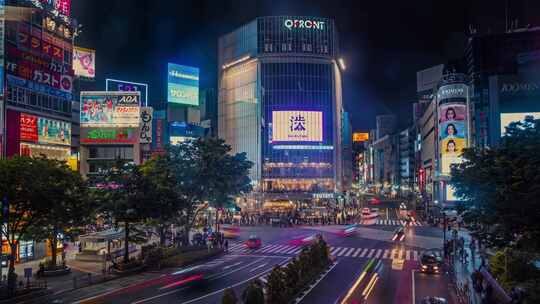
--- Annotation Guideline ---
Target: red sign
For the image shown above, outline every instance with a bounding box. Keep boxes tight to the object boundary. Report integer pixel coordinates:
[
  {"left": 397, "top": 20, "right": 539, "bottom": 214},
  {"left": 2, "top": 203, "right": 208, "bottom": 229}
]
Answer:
[
  {"left": 155, "top": 120, "right": 163, "bottom": 149},
  {"left": 20, "top": 114, "right": 38, "bottom": 142}
]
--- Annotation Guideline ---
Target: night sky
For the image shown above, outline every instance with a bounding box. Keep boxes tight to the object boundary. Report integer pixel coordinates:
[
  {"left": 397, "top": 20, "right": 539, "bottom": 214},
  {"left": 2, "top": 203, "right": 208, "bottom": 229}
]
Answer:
[{"left": 72, "top": 0, "right": 540, "bottom": 131}]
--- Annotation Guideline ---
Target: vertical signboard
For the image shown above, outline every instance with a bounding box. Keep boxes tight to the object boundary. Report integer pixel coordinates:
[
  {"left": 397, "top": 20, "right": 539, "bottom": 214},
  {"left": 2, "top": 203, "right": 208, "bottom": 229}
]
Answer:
[
  {"left": 73, "top": 47, "right": 96, "bottom": 78},
  {"left": 437, "top": 84, "right": 469, "bottom": 175},
  {"left": 139, "top": 107, "right": 152, "bottom": 144},
  {"left": 0, "top": 0, "right": 4, "bottom": 98},
  {"left": 167, "top": 63, "right": 199, "bottom": 106}
]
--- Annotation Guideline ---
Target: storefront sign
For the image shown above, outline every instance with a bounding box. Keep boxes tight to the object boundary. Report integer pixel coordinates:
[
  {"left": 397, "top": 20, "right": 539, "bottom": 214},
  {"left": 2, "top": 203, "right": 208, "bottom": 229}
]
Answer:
[
  {"left": 284, "top": 19, "right": 325, "bottom": 31},
  {"left": 352, "top": 132, "right": 369, "bottom": 142},
  {"left": 7, "top": 74, "right": 71, "bottom": 100},
  {"left": 139, "top": 107, "right": 152, "bottom": 144},
  {"left": 313, "top": 193, "right": 334, "bottom": 199},
  {"left": 80, "top": 128, "right": 137, "bottom": 144},
  {"left": 20, "top": 113, "right": 38, "bottom": 142}
]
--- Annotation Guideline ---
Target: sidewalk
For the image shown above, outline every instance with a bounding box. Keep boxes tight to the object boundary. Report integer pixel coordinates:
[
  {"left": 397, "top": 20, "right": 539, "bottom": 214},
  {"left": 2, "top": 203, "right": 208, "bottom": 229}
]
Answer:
[{"left": 448, "top": 229, "right": 483, "bottom": 304}]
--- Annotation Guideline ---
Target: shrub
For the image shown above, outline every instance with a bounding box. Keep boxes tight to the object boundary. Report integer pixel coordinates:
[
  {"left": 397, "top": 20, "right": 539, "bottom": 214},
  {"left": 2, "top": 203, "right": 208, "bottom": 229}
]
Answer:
[
  {"left": 266, "top": 265, "right": 288, "bottom": 303},
  {"left": 222, "top": 288, "right": 238, "bottom": 304},
  {"left": 242, "top": 281, "right": 265, "bottom": 304}
]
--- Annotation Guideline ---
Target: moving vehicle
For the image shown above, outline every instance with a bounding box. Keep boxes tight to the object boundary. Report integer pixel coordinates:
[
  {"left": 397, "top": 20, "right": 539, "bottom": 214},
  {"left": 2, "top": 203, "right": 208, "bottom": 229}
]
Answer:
[
  {"left": 420, "top": 251, "right": 443, "bottom": 274},
  {"left": 222, "top": 226, "right": 240, "bottom": 239},
  {"left": 245, "top": 235, "right": 262, "bottom": 249},
  {"left": 369, "top": 197, "right": 381, "bottom": 205},
  {"left": 420, "top": 296, "right": 448, "bottom": 304}
]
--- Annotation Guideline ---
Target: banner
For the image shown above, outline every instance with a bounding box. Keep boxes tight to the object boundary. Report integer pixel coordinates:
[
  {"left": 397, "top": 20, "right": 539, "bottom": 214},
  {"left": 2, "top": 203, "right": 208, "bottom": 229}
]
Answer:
[
  {"left": 139, "top": 107, "right": 152, "bottom": 144},
  {"left": 73, "top": 47, "right": 95, "bottom": 78},
  {"left": 80, "top": 92, "right": 140, "bottom": 128},
  {"left": 19, "top": 113, "right": 71, "bottom": 146}
]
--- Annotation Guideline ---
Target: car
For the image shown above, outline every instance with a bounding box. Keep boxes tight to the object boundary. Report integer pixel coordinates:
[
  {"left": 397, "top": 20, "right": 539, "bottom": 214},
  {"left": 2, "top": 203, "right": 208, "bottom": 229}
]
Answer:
[
  {"left": 420, "top": 251, "right": 443, "bottom": 274},
  {"left": 392, "top": 227, "right": 405, "bottom": 242},
  {"left": 245, "top": 235, "right": 262, "bottom": 249},
  {"left": 420, "top": 296, "right": 448, "bottom": 304},
  {"left": 369, "top": 197, "right": 381, "bottom": 205},
  {"left": 222, "top": 226, "right": 240, "bottom": 239}
]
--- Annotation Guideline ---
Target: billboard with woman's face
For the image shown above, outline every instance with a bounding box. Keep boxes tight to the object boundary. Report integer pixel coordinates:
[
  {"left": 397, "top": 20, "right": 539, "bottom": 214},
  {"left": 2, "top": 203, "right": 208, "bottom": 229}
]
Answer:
[{"left": 438, "top": 84, "right": 469, "bottom": 175}]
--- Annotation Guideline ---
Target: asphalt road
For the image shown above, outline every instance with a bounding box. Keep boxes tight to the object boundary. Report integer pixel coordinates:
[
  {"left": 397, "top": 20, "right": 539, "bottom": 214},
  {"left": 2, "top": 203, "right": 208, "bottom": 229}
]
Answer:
[{"left": 56, "top": 200, "right": 454, "bottom": 304}]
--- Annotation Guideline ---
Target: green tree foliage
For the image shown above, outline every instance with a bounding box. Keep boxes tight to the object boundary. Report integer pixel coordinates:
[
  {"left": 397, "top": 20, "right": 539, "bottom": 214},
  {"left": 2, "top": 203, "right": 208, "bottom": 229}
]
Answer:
[
  {"left": 0, "top": 156, "right": 91, "bottom": 295},
  {"left": 28, "top": 158, "right": 92, "bottom": 269},
  {"left": 241, "top": 281, "right": 265, "bottom": 304},
  {"left": 98, "top": 161, "right": 152, "bottom": 263},
  {"left": 161, "top": 138, "right": 253, "bottom": 244},
  {"left": 451, "top": 118, "right": 540, "bottom": 250}
]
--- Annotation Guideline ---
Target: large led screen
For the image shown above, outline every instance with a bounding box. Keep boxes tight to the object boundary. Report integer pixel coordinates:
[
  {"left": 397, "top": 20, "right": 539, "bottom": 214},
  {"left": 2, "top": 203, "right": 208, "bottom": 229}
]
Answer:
[
  {"left": 167, "top": 63, "right": 199, "bottom": 106},
  {"left": 272, "top": 111, "right": 323, "bottom": 142},
  {"left": 80, "top": 92, "right": 140, "bottom": 128},
  {"left": 439, "top": 102, "right": 468, "bottom": 175},
  {"left": 500, "top": 112, "right": 540, "bottom": 136}
]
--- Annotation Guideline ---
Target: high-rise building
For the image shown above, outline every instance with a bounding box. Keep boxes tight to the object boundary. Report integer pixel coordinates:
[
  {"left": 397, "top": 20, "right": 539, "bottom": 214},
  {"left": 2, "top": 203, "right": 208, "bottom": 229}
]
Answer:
[
  {"left": 2, "top": 0, "right": 75, "bottom": 165},
  {"left": 375, "top": 114, "right": 396, "bottom": 140},
  {"left": 218, "top": 16, "right": 344, "bottom": 208}
]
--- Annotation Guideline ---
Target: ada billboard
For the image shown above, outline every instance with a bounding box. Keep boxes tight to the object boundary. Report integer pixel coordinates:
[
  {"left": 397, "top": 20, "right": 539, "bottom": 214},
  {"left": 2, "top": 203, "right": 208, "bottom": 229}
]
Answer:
[
  {"left": 20, "top": 113, "right": 71, "bottom": 145},
  {"left": 106, "top": 79, "right": 148, "bottom": 107},
  {"left": 272, "top": 111, "right": 323, "bottom": 142},
  {"left": 500, "top": 112, "right": 540, "bottom": 136},
  {"left": 438, "top": 85, "right": 469, "bottom": 175},
  {"left": 80, "top": 92, "right": 141, "bottom": 128},
  {"left": 73, "top": 47, "right": 96, "bottom": 78},
  {"left": 167, "top": 63, "right": 199, "bottom": 106}
]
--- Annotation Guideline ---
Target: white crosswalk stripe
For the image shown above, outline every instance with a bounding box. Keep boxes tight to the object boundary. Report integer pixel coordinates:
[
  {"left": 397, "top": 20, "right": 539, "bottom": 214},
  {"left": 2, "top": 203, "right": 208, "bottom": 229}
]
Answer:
[
  {"left": 352, "top": 248, "right": 362, "bottom": 257},
  {"left": 374, "top": 249, "right": 383, "bottom": 259},
  {"left": 375, "top": 219, "right": 423, "bottom": 226},
  {"left": 413, "top": 251, "right": 419, "bottom": 261},
  {"left": 406, "top": 250, "right": 411, "bottom": 260},
  {"left": 382, "top": 249, "right": 390, "bottom": 259},
  {"left": 344, "top": 248, "right": 355, "bottom": 257},
  {"left": 367, "top": 249, "right": 375, "bottom": 258},
  {"left": 360, "top": 248, "right": 369, "bottom": 257},
  {"left": 329, "top": 247, "right": 339, "bottom": 255},
  {"left": 335, "top": 247, "right": 348, "bottom": 256}
]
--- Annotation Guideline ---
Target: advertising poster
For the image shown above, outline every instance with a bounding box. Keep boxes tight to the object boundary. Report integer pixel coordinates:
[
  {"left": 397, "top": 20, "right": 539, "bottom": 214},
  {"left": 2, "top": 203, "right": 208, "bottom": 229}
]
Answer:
[
  {"left": 352, "top": 132, "right": 369, "bottom": 142},
  {"left": 167, "top": 63, "right": 199, "bottom": 106},
  {"left": 20, "top": 113, "right": 38, "bottom": 142},
  {"left": 439, "top": 103, "right": 467, "bottom": 175},
  {"left": 500, "top": 112, "right": 540, "bottom": 136},
  {"left": 272, "top": 111, "right": 323, "bottom": 142},
  {"left": 73, "top": 46, "right": 95, "bottom": 78},
  {"left": 37, "top": 116, "right": 71, "bottom": 145},
  {"left": 80, "top": 92, "right": 140, "bottom": 128},
  {"left": 139, "top": 107, "right": 153, "bottom": 144}
]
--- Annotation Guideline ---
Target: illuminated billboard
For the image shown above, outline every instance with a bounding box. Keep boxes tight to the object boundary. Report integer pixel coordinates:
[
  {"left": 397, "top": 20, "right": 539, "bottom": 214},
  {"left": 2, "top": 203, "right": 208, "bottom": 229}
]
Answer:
[
  {"left": 271, "top": 111, "right": 323, "bottom": 142},
  {"left": 80, "top": 92, "right": 140, "bottom": 128},
  {"left": 438, "top": 84, "right": 469, "bottom": 175},
  {"left": 80, "top": 128, "right": 137, "bottom": 144},
  {"left": 167, "top": 63, "right": 199, "bottom": 106},
  {"left": 352, "top": 132, "right": 369, "bottom": 142},
  {"left": 20, "top": 113, "right": 71, "bottom": 146},
  {"left": 73, "top": 47, "right": 96, "bottom": 78},
  {"left": 106, "top": 79, "right": 148, "bottom": 107},
  {"left": 500, "top": 112, "right": 540, "bottom": 136}
]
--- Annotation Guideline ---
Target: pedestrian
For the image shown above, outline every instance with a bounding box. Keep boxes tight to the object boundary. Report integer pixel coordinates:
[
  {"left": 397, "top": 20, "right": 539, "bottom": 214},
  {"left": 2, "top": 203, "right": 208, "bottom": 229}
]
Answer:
[{"left": 224, "top": 240, "right": 229, "bottom": 253}]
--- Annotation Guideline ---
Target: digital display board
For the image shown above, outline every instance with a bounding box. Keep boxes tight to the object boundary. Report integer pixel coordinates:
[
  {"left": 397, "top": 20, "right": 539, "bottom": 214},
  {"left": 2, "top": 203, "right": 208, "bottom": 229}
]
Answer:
[
  {"left": 438, "top": 84, "right": 469, "bottom": 175},
  {"left": 80, "top": 128, "right": 137, "bottom": 144},
  {"left": 106, "top": 79, "right": 148, "bottom": 107},
  {"left": 167, "top": 63, "right": 199, "bottom": 106},
  {"left": 20, "top": 113, "right": 71, "bottom": 146},
  {"left": 500, "top": 112, "right": 540, "bottom": 136},
  {"left": 352, "top": 132, "right": 369, "bottom": 142},
  {"left": 73, "top": 47, "right": 95, "bottom": 78},
  {"left": 271, "top": 111, "right": 323, "bottom": 142},
  {"left": 80, "top": 92, "right": 140, "bottom": 128}
]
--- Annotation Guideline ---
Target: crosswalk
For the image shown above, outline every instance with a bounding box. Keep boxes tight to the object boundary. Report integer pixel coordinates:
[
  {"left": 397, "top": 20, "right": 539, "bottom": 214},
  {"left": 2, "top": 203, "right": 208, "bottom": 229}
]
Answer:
[
  {"left": 375, "top": 219, "right": 423, "bottom": 226},
  {"left": 228, "top": 242, "right": 440, "bottom": 262}
]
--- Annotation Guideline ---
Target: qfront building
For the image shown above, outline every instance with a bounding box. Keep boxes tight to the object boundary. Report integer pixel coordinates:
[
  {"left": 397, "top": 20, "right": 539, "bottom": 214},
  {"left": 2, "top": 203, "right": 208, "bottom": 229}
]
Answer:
[{"left": 218, "top": 16, "right": 345, "bottom": 210}]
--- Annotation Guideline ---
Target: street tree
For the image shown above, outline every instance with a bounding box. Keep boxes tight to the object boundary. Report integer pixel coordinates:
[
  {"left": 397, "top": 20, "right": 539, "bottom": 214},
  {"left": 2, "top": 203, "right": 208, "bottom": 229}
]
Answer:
[
  {"left": 164, "top": 137, "right": 253, "bottom": 245},
  {"left": 451, "top": 118, "right": 540, "bottom": 250},
  {"left": 29, "top": 158, "right": 92, "bottom": 269},
  {"left": 0, "top": 156, "right": 68, "bottom": 295},
  {"left": 98, "top": 161, "right": 152, "bottom": 263}
]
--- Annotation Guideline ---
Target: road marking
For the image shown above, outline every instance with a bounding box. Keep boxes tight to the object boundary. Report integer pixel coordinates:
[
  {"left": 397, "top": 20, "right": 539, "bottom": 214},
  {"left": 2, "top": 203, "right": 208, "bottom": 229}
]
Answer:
[
  {"left": 360, "top": 248, "right": 369, "bottom": 257},
  {"left": 352, "top": 248, "right": 362, "bottom": 257},
  {"left": 406, "top": 250, "right": 411, "bottom": 260},
  {"left": 209, "top": 258, "right": 265, "bottom": 281},
  {"left": 374, "top": 249, "right": 382, "bottom": 259},
  {"left": 223, "top": 262, "right": 242, "bottom": 270},
  {"left": 291, "top": 247, "right": 303, "bottom": 254},
  {"left": 336, "top": 247, "right": 349, "bottom": 256},
  {"left": 367, "top": 249, "right": 375, "bottom": 258},
  {"left": 265, "top": 245, "right": 286, "bottom": 253},
  {"left": 413, "top": 251, "right": 419, "bottom": 261},
  {"left": 382, "top": 249, "right": 390, "bottom": 259},
  {"left": 411, "top": 269, "right": 416, "bottom": 304},
  {"left": 294, "top": 262, "right": 338, "bottom": 304},
  {"left": 283, "top": 246, "right": 299, "bottom": 254},
  {"left": 249, "top": 263, "right": 268, "bottom": 273},
  {"left": 344, "top": 248, "right": 355, "bottom": 257}
]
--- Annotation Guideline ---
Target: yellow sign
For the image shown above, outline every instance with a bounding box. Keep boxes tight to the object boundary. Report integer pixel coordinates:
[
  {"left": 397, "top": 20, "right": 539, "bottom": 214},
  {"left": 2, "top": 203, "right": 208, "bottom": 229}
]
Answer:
[{"left": 353, "top": 132, "right": 369, "bottom": 142}]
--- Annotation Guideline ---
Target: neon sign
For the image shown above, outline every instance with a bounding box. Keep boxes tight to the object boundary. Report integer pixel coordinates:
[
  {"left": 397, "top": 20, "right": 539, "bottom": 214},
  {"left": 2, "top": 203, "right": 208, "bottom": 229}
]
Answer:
[{"left": 284, "top": 19, "right": 325, "bottom": 31}]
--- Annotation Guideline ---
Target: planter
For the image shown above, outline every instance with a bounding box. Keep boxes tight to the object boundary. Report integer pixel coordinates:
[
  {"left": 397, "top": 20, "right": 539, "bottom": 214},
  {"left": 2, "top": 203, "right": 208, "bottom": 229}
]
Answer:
[
  {"left": 160, "top": 248, "right": 223, "bottom": 268},
  {"left": 110, "top": 264, "right": 145, "bottom": 275}
]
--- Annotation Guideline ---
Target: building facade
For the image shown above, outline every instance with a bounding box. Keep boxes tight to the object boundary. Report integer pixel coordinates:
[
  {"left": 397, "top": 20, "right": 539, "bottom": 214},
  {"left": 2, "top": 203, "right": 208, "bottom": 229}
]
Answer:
[{"left": 218, "top": 16, "right": 344, "bottom": 208}]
